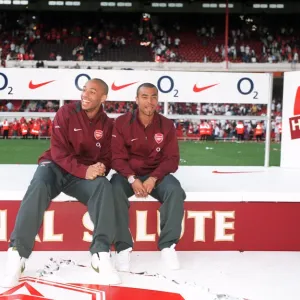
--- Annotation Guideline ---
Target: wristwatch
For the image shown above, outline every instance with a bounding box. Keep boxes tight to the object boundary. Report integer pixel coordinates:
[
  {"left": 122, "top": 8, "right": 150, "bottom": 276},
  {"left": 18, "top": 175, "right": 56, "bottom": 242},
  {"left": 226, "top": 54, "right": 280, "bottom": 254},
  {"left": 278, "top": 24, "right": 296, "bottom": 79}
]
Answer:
[{"left": 128, "top": 175, "right": 137, "bottom": 184}]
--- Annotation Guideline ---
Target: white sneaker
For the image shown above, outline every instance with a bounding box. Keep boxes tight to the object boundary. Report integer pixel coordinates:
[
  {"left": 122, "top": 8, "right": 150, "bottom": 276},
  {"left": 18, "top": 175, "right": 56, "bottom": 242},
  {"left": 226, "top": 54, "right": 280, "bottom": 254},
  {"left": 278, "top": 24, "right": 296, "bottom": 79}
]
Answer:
[
  {"left": 115, "top": 247, "right": 132, "bottom": 272},
  {"left": 91, "top": 252, "right": 121, "bottom": 285},
  {"left": 161, "top": 244, "right": 180, "bottom": 270},
  {"left": 0, "top": 247, "right": 26, "bottom": 288}
]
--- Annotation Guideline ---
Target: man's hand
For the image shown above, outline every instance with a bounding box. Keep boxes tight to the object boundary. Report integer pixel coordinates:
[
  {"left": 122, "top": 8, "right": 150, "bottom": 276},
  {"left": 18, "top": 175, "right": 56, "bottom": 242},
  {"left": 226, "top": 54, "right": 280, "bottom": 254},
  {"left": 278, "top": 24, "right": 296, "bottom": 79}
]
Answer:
[
  {"left": 132, "top": 179, "right": 148, "bottom": 198},
  {"left": 85, "top": 162, "right": 106, "bottom": 180},
  {"left": 95, "top": 162, "right": 106, "bottom": 176},
  {"left": 143, "top": 177, "right": 157, "bottom": 194}
]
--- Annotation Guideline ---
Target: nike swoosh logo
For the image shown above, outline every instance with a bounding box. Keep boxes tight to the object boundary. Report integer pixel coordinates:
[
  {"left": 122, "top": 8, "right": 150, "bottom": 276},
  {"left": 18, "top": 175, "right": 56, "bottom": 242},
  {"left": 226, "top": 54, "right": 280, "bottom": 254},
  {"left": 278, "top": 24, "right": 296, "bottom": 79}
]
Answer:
[
  {"left": 21, "top": 263, "right": 25, "bottom": 273},
  {"left": 111, "top": 81, "right": 138, "bottom": 91},
  {"left": 74, "top": 128, "right": 82, "bottom": 131},
  {"left": 131, "top": 138, "right": 138, "bottom": 142},
  {"left": 29, "top": 80, "right": 55, "bottom": 89},
  {"left": 212, "top": 170, "right": 264, "bottom": 174},
  {"left": 193, "top": 83, "right": 219, "bottom": 93},
  {"left": 91, "top": 263, "right": 99, "bottom": 273}
]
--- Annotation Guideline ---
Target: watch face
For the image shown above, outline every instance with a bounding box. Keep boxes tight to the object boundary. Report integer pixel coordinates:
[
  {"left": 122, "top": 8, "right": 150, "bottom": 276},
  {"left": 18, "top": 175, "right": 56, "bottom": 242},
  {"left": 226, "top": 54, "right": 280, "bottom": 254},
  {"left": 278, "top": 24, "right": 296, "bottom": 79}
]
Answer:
[{"left": 128, "top": 176, "right": 135, "bottom": 184}]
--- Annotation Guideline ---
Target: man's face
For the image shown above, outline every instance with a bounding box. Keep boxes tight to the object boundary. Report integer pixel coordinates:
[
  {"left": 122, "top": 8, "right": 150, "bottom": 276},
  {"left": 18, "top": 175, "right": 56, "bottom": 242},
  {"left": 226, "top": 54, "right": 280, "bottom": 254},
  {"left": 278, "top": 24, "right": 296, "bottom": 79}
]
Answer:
[
  {"left": 136, "top": 86, "right": 158, "bottom": 117},
  {"left": 81, "top": 80, "right": 107, "bottom": 112}
]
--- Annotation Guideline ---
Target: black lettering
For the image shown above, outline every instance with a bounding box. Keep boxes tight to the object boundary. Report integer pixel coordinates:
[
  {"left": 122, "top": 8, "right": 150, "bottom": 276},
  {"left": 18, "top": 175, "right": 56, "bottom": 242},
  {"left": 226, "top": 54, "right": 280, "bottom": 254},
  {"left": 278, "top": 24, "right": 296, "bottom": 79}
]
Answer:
[
  {"left": 237, "top": 77, "right": 254, "bottom": 95},
  {"left": 75, "top": 74, "right": 91, "bottom": 91},
  {"left": 0, "top": 73, "right": 8, "bottom": 91},
  {"left": 157, "top": 76, "right": 174, "bottom": 94}
]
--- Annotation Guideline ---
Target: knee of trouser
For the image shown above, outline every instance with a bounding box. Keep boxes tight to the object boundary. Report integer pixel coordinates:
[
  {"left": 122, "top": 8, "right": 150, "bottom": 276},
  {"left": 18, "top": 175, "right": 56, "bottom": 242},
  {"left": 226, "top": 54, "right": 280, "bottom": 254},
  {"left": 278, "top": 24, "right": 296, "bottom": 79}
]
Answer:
[
  {"left": 93, "top": 177, "right": 112, "bottom": 193},
  {"left": 30, "top": 177, "right": 49, "bottom": 190},
  {"left": 167, "top": 185, "right": 186, "bottom": 202}
]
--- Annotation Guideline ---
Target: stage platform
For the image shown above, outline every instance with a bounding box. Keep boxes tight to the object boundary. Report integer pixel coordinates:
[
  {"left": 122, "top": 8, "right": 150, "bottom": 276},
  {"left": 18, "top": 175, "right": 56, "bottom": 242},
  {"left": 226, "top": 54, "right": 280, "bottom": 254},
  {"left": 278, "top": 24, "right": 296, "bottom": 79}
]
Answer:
[
  {"left": 0, "top": 165, "right": 299, "bottom": 299},
  {"left": 0, "top": 165, "right": 300, "bottom": 252}
]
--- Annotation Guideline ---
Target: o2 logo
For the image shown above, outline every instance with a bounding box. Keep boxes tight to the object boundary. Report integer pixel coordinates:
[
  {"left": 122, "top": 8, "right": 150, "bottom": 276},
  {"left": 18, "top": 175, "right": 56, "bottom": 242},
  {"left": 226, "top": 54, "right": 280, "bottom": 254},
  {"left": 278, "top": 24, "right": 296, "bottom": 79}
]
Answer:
[
  {"left": 157, "top": 76, "right": 179, "bottom": 98},
  {"left": 237, "top": 77, "right": 258, "bottom": 99},
  {"left": 75, "top": 73, "right": 91, "bottom": 91},
  {"left": 0, "top": 73, "right": 13, "bottom": 95}
]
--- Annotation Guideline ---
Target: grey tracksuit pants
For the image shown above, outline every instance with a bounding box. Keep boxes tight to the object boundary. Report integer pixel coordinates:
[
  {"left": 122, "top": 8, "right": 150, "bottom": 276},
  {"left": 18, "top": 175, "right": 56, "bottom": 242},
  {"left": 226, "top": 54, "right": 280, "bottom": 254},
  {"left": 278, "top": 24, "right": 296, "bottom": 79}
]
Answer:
[
  {"left": 10, "top": 161, "right": 115, "bottom": 258},
  {"left": 110, "top": 174, "right": 186, "bottom": 252}
]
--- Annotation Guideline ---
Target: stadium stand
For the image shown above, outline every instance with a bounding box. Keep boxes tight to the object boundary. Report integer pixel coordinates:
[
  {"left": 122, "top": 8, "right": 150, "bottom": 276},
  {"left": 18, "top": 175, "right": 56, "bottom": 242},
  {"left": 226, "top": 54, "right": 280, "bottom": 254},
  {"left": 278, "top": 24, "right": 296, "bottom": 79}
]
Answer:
[{"left": 0, "top": 11, "right": 299, "bottom": 65}]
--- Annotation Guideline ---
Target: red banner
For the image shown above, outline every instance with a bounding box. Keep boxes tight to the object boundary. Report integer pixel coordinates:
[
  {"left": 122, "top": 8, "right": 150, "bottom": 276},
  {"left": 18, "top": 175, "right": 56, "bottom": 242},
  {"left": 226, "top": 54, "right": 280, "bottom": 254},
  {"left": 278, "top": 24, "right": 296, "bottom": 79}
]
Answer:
[{"left": 0, "top": 201, "right": 300, "bottom": 251}]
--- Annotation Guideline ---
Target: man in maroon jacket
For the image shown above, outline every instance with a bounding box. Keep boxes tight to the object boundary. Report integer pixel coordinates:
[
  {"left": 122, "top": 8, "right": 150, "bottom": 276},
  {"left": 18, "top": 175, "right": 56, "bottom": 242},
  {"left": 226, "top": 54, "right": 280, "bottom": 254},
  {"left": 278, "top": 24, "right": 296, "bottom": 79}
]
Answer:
[
  {"left": 1, "top": 78, "right": 121, "bottom": 288},
  {"left": 111, "top": 83, "right": 186, "bottom": 271}
]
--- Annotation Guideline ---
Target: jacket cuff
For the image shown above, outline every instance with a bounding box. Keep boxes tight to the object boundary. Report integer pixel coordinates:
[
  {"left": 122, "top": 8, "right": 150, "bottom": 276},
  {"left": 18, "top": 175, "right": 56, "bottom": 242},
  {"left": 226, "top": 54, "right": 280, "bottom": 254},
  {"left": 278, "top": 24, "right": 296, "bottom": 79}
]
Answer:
[
  {"left": 75, "top": 165, "right": 89, "bottom": 179},
  {"left": 150, "top": 171, "right": 163, "bottom": 181}
]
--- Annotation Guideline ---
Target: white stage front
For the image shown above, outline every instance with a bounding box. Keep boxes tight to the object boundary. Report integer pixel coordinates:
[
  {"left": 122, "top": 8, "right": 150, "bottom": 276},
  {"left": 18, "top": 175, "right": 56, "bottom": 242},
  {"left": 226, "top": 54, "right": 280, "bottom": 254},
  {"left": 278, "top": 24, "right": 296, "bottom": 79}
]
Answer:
[{"left": 0, "top": 165, "right": 299, "bottom": 202}]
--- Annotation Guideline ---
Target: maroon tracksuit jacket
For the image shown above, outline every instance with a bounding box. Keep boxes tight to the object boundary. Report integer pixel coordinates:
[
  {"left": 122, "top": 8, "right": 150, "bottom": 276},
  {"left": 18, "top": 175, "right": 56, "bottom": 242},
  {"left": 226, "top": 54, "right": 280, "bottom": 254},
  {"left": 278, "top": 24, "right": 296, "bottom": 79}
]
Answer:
[
  {"left": 111, "top": 110, "right": 179, "bottom": 181},
  {"left": 39, "top": 102, "right": 113, "bottom": 179}
]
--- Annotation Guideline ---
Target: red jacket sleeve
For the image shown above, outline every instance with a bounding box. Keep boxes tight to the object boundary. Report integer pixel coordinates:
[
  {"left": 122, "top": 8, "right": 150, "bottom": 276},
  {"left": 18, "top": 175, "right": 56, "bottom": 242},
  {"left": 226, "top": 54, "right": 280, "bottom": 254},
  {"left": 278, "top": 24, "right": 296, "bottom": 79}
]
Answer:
[
  {"left": 99, "top": 118, "right": 113, "bottom": 176},
  {"left": 150, "top": 124, "right": 179, "bottom": 181},
  {"left": 50, "top": 107, "right": 88, "bottom": 179},
  {"left": 111, "top": 120, "right": 135, "bottom": 177}
]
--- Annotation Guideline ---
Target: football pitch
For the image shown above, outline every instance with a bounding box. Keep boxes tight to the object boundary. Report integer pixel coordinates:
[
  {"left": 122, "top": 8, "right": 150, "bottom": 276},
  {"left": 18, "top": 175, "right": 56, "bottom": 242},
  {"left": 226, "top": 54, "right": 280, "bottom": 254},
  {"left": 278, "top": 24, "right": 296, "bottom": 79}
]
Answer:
[{"left": 0, "top": 140, "right": 281, "bottom": 166}]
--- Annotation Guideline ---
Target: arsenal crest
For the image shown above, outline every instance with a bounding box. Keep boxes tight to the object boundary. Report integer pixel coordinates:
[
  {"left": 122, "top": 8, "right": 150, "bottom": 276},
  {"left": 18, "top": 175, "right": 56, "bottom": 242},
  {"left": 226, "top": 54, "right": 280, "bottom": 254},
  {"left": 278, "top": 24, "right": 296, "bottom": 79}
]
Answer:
[
  {"left": 154, "top": 133, "right": 163, "bottom": 144},
  {"left": 94, "top": 130, "right": 103, "bottom": 140}
]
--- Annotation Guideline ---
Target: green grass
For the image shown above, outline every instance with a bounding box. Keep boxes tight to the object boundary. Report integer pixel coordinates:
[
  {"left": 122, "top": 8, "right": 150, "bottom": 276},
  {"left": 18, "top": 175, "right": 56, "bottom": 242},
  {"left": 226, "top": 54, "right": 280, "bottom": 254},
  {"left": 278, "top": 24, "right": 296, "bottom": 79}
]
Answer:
[
  {"left": 0, "top": 139, "right": 281, "bottom": 166},
  {"left": 179, "top": 141, "right": 281, "bottom": 166},
  {"left": 0, "top": 140, "right": 50, "bottom": 164}
]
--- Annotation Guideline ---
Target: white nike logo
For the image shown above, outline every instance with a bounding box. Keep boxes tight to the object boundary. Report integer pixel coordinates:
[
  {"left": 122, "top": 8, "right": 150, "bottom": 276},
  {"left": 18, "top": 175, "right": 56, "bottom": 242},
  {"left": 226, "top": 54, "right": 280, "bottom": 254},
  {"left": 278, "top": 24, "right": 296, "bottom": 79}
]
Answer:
[
  {"left": 55, "top": 125, "right": 60, "bottom": 128},
  {"left": 131, "top": 138, "right": 138, "bottom": 142},
  {"left": 74, "top": 128, "right": 82, "bottom": 131}
]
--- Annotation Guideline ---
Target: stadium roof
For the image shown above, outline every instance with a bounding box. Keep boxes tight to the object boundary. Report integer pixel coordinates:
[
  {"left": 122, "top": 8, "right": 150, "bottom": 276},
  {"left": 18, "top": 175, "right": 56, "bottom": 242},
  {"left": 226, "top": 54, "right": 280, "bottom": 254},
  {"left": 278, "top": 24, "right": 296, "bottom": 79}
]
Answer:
[{"left": 1, "top": 0, "right": 299, "bottom": 13}]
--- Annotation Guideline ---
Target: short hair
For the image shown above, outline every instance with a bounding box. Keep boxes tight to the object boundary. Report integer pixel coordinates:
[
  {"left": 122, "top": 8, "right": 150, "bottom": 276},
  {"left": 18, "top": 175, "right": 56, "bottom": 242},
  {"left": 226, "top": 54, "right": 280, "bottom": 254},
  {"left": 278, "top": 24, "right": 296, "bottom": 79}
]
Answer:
[
  {"left": 136, "top": 82, "right": 158, "bottom": 96},
  {"left": 91, "top": 78, "right": 109, "bottom": 95}
]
